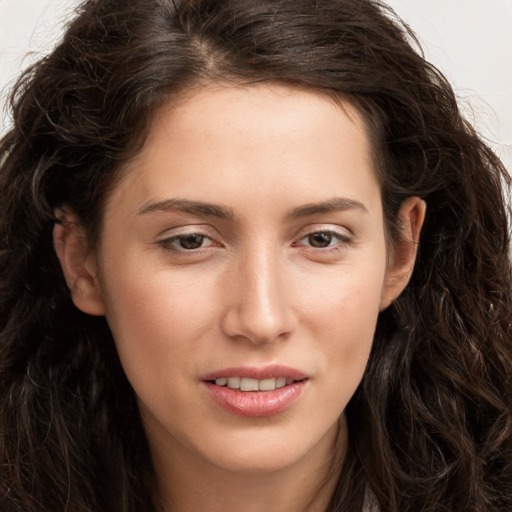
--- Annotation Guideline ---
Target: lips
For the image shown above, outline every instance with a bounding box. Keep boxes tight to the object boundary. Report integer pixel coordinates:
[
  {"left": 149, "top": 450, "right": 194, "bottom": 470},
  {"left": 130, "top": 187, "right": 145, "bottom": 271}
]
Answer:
[{"left": 203, "top": 366, "right": 308, "bottom": 417}]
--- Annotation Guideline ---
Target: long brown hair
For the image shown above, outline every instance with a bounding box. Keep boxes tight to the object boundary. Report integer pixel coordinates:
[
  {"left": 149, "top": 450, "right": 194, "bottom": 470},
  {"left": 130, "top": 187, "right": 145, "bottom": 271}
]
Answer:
[{"left": 1, "top": 0, "right": 511, "bottom": 510}]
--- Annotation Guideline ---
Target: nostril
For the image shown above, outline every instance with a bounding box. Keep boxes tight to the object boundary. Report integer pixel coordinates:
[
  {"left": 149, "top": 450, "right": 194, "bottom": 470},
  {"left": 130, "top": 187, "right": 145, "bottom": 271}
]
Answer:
[{"left": 220, "top": 307, "right": 294, "bottom": 345}]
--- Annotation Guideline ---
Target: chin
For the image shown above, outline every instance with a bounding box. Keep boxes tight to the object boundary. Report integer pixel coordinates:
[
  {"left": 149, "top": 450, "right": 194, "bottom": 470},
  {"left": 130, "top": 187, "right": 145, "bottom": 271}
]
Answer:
[
  {"left": 206, "top": 445, "right": 309, "bottom": 476},
  {"left": 196, "top": 418, "right": 341, "bottom": 477}
]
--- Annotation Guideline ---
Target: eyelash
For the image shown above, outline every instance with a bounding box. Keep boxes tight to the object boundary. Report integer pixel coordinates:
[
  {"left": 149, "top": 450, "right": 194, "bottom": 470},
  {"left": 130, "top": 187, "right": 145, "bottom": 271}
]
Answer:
[
  {"left": 294, "top": 229, "right": 353, "bottom": 252},
  {"left": 158, "top": 232, "right": 216, "bottom": 253},
  {"left": 157, "top": 228, "right": 353, "bottom": 255}
]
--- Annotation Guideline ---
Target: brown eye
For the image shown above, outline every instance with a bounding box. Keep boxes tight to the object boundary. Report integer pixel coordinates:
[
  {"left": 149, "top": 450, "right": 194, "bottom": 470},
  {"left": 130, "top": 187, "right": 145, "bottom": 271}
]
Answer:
[
  {"left": 307, "top": 232, "right": 334, "bottom": 248},
  {"left": 177, "top": 234, "right": 207, "bottom": 249}
]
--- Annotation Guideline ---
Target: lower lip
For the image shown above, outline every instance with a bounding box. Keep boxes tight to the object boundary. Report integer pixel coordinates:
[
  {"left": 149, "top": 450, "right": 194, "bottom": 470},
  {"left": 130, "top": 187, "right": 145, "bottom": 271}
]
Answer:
[{"left": 203, "top": 380, "right": 307, "bottom": 417}]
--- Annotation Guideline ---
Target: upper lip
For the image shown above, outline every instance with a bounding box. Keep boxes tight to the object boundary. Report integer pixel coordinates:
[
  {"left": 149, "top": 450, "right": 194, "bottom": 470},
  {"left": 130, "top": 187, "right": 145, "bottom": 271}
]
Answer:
[{"left": 202, "top": 365, "right": 308, "bottom": 381}]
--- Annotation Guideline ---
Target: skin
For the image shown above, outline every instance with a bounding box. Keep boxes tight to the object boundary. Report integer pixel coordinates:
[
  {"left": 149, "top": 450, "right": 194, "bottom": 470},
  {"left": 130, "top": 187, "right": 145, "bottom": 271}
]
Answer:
[{"left": 54, "top": 84, "right": 425, "bottom": 511}]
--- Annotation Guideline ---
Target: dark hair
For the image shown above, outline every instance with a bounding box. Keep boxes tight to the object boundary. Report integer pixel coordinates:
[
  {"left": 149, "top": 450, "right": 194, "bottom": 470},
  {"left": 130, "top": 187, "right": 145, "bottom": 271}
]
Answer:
[{"left": 1, "top": 0, "right": 511, "bottom": 510}]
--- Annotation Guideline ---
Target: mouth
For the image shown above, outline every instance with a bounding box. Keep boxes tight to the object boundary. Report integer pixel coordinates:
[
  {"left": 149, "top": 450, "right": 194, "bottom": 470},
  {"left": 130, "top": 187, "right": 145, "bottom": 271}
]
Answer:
[
  {"left": 203, "top": 366, "right": 308, "bottom": 417},
  {"left": 208, "top": 376, "right": 302, "bottom": 391}
]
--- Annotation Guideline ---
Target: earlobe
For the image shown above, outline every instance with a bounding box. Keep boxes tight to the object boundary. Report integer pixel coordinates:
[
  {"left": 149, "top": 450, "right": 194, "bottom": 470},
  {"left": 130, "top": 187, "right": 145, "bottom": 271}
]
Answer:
[
  {"left": 380, "top": 197, "right": 426, "bottom": 311},
  {"left": 53, "top": 208, "right": 106, "bottom": 316}
]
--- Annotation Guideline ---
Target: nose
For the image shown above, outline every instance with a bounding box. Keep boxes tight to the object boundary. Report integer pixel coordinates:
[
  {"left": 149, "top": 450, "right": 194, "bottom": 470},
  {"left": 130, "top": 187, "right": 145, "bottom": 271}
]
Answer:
[{"left": 220, "top": 245, "right": 297, "bottom": 344}]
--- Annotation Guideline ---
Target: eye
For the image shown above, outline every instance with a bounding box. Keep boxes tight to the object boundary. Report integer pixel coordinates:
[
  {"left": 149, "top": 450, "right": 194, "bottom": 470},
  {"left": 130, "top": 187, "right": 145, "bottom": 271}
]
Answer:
[
  {"left": 293, "top": 229, "right": 352, "bottom": 257},
  {"left": 159, "top": 232, "right": 214, "bottom": 251},
  {"left": 298, "top": 230, "right": 351, "bottom": 249},
  {"left": 306, "top": 231, "right": 337, "bottom": 248}
]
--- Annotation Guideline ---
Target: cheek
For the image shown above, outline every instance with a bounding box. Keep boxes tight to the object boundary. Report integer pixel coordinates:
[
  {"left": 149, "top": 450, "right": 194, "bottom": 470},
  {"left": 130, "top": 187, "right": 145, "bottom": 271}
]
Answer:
[
  {"left": 297, "top": 261, "right": 385, "bottom": 388},
  {"left": 98, "top": 256, "right": 226, "bottom": 387},
  {"left": 298, "top": 258, "right": 385, "bottom": 334}
]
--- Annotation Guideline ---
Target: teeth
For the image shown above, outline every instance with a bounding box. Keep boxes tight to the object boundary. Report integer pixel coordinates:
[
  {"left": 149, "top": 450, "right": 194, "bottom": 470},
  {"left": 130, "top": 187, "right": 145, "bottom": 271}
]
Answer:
[
  {"left": 227, "top": 377, "right": 240, "bottom": 389},
  {"left": 240, "top": 378, "right": 259, "bottom": 391},
  {"left": 214, "top": 376, "right": 296, "bottom": 391},
  {"left": 259, "top": 378, "right": 277, "bottom": 391},
  {"left": 278, "top": 377, "right": 288, "bottom": 388}
]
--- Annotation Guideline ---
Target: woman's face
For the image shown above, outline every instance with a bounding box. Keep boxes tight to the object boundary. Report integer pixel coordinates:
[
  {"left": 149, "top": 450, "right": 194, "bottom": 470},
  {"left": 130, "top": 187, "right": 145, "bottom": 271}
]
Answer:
[{"left": 70, "top": 84, "right": 418, "bottom": 477}]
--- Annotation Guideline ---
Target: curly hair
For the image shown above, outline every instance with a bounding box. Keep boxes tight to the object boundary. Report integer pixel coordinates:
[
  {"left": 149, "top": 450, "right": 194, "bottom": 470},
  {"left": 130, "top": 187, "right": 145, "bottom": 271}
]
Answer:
[{"left": 1, "top": 0, "right": 511, "bottom": 510}]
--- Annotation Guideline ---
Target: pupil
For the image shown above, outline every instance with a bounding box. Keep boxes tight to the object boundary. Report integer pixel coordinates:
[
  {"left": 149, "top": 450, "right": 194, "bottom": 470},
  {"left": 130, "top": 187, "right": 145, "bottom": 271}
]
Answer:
[
  {"left": 309, "top": 232, "right": 332, "bottom": 248},
  {"left": 180, "top": 234, "right": 204, "bottom": 249}
]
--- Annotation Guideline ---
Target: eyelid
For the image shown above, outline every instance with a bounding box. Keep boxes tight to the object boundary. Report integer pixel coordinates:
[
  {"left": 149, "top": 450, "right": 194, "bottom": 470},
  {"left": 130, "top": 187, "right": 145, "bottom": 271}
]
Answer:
[
  {"left": 292, "top": 227, "right": 354, "bottom": 254},
  {"left": 294, "top": 225, "right": 352, "bottom": 242},
  {"left": 156, "top": 225, "right": 222, "bottom": 253},
  {"left": 156, "top": 223, "right": 217, "bottom": 240},
  {"left": 162, "top": 233, "right": 212, "bottom": 247}
]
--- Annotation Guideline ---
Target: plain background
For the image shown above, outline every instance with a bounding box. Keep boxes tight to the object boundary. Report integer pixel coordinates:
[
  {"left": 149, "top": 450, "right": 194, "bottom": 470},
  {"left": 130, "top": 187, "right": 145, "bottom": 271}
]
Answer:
[{"left": 1, "top": 0, "right": 511, "bottom": 172}]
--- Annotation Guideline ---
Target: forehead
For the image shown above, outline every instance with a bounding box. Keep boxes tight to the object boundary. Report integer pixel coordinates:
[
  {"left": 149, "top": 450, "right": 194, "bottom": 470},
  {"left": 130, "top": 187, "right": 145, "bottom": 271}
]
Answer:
[
  {"left": 145, "top": 83, "right": 371, "bottom": 157},
  {"left": 107, "top": 83, "right": 380, "bottom": 221}
]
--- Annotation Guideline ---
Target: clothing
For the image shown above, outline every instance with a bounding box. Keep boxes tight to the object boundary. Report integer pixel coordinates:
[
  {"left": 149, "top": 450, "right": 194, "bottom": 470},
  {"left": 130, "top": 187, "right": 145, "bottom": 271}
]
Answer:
[{"left": 362, "top": 486, "right": 381, "bottom": 512}]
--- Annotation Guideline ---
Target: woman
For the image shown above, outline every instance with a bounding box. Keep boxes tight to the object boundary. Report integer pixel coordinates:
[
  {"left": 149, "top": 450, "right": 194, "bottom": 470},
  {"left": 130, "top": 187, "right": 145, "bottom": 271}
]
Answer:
[{"left": 1, "top": 0, "right": 511, "bottom": 511}]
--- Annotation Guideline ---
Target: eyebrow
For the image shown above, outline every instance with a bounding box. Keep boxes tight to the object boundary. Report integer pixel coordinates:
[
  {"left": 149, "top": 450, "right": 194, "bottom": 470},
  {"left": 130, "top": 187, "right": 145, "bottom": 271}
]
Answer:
[
  {"left": 137, "top": 198, "right": 235, "bottom": 219},
  {"left": 137, "top": 196, "right": 367, "bottom": 220},
  {"left": 287, "top": 197, "right": 368, "bottom": 219}
]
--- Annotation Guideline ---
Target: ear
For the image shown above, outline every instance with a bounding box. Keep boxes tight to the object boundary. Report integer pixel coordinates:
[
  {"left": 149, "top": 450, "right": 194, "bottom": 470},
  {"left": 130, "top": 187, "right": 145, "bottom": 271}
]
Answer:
[
  {"left": 53, "top": 208, "right": 106, "bottom": 316},
  {"left": 380, "top": 197, "right": 426, "bottom": 311}
]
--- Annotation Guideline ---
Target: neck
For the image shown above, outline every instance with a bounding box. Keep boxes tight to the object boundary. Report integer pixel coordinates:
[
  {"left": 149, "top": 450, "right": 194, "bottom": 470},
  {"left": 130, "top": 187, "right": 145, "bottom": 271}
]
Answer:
[{"left": 150, "top": 419, "right": 346, "bottom": 512}]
